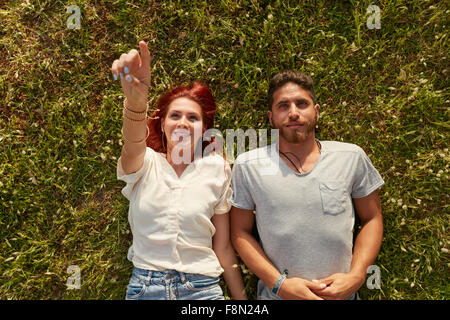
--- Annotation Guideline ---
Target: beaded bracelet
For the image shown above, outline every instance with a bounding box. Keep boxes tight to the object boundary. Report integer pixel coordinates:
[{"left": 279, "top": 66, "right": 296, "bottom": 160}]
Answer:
[{"left": 123, "top": 110, "right": 147, "bottom": 122}]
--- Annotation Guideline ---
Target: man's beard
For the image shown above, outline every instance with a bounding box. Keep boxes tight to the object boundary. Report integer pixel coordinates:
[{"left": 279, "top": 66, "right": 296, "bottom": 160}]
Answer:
[{"left": 273, "top": 115, "right": 317, "bottom": 144}]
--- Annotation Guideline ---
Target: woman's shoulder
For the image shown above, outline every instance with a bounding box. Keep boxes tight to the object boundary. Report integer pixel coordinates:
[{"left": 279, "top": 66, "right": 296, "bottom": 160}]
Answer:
[
  {"left": 146, "top": 146, "right": 169, "bottom": 163},
  {"left": 201, "top": 151, "right": 228, "bottom": 163},
  {"left": 198, "top": 152, "right": 230, "bottom": 172}
]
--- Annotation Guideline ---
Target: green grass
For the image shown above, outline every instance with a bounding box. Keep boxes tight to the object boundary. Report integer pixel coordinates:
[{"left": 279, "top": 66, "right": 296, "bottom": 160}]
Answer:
[{"left": 0, "top": 0, "right": 448, "bottom": 299}]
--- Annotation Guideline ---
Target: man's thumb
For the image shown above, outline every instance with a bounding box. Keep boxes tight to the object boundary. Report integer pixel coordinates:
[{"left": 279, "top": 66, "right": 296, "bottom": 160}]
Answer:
[{"left": 310, "top": 280, "right": 327, "bottom": 290}]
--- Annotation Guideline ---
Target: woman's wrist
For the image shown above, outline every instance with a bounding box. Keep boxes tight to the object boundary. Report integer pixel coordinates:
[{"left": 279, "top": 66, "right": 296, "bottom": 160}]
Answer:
[{"left": 124, "top": 98, "right": 148, "bottom": 113}]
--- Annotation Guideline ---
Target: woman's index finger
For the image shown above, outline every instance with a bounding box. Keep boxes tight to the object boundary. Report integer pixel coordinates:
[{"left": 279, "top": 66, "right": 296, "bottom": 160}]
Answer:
[{"left": 139, "top": 41, "right": 151, "bottom": 67}]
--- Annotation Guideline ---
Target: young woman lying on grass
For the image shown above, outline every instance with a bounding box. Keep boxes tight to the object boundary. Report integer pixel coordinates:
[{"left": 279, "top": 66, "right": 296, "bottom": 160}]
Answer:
[{"left": 111, "top": 41, "right": 246, "bottom": 300}]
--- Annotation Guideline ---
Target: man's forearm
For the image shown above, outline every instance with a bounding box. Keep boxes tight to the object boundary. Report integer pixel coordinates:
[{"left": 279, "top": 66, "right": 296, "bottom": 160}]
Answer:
[
  {"left": 350, "top": 214, "right": 383, "bottom": 278},
  {"left": 231, "top": 230, "right": 281, "bottom": 290}
]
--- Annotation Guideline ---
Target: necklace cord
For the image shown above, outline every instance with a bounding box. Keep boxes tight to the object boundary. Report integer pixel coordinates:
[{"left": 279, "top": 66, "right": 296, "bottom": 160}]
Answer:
[
  {"left": 279, "top": 140, "right": 322, "bottom": 174},
  {"left": 279, "top": 150, "right": 301, "bottom": 173}
]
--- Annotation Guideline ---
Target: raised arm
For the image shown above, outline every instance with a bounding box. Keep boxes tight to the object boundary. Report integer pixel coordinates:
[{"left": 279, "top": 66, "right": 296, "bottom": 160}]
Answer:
[{"left": 111, "top": 41, "right": 152, "bottom": 174}]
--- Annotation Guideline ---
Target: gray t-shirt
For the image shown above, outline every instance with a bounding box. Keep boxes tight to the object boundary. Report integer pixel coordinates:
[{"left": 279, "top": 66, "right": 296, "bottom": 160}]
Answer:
[{"left": 230, "top": 140, "right": 384, "bottom": 299}]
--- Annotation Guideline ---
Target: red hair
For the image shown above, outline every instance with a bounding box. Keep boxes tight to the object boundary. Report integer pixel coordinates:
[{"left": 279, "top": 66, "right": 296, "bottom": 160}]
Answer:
[{"left": 146, "top": 81, "right": 217, "bottom": 153}]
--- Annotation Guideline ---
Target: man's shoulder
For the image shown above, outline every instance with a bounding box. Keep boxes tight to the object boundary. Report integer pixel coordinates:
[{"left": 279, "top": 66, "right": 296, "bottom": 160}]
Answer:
[
  {"left": 321, "top": 140, "right": 364, "bottom": 155},
  {"left": 234, "top": 144, "right": 275, "bottom": 166}
]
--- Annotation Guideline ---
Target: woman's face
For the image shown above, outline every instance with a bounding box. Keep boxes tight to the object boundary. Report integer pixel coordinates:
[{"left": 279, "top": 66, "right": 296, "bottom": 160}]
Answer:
[{"left": 161, "top": 97, "right": 204, "bottom": 152}]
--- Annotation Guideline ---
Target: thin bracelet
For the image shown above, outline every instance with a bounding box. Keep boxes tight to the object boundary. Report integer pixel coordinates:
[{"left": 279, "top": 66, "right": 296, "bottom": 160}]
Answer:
[
  {"left": 123, "top": 98, "right": 147, "bottom": 115},
  {"left": 272, "top": 269, "right": 288, "bottom": 296},
  {"left": 121, "top": 126, "right": 149, "bottom": 144}
]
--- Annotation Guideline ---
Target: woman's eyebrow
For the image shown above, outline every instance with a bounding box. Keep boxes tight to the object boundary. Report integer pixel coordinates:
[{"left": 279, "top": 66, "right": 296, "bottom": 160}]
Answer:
[{"left": 169, "top": 110, "right": 201, "bottom": 116}]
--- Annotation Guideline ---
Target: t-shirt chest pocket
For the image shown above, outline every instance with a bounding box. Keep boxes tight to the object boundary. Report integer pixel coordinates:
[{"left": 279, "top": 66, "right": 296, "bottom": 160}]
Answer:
[{"left": 319, "top": 181, "right": 347, "bottom": 215}]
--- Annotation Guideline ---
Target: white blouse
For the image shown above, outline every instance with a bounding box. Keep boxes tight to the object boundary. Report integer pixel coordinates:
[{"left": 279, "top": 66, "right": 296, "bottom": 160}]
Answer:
[{"left": 117, "top": 147, "right": 232, "bottom": 277}]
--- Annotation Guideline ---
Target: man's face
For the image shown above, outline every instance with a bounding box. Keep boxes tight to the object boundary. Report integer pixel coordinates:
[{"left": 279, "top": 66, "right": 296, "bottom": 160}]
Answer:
[{"left": 268, "top": 82, "right": 319, "bottom": 144}]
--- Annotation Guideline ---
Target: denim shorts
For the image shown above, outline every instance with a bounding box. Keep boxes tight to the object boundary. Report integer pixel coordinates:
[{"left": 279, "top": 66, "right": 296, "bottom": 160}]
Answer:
[{"left": 125, "top": 267, "right": 225, "bottom": 300}]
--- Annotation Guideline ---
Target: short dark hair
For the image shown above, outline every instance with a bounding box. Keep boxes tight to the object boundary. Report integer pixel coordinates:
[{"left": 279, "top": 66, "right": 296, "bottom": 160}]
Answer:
[{"left": 267, "top": 70, "right": 316, "bottom": 109}]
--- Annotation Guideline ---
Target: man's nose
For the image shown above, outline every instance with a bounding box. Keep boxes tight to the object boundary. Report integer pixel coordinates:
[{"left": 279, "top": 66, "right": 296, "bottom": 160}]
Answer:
[{"left": 288, "top": 103, "right": 300, "bottom": 119}]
